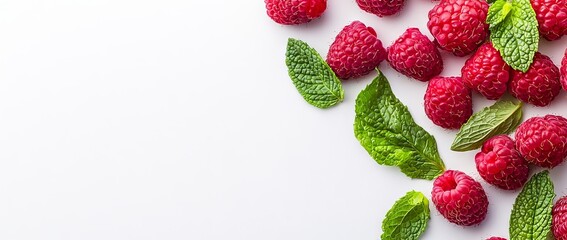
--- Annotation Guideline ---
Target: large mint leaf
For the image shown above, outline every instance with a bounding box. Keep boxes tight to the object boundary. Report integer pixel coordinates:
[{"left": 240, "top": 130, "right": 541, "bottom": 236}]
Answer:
[
  {"left": 285, "top": 38, "right": 344, "bottom": 109},
  {"left": 488, "top": 0, "right": 539, "bottom": 72},
  {"left": 381, "top": 191, "right": 430, "bottom": 240},
  {"left": 451, "top": 100, "right": 523, "bottom": 151},
  {"left": 510, "top": 171, "right": 555, "bottom": 240},
  {"left": 354, "top": 71, "right": 445, "bottom": 180}
]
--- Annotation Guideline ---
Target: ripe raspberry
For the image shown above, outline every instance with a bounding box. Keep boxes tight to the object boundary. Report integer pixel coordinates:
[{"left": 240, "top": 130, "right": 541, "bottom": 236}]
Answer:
[
  {"left": 387, "top": 28, "right": 443, "bottom": 82},
  {"left": 432, "top": 170, "right": 489, "bottom": 226},
  {"left": 486, "top": 238, "right": 507, "bottom": 240},
  {"left": 475, "top": 135, "right": 529, "bottom": 190},
  {"left": 326, "top": 21, "right": 387, "bottom": 80},
  {"left": 561, "top": 49, "right": 567, "bottom": 90},
  {"left": 264, "top": 0, "right": 327, "bottom": 25},
  {"left": 461, "top": 42, "right": 510, "bottom": 100},
  {"left": 510, "top": 52, "right": 561, "bottom": 107},
  {"left": 424, "top": 76, "right": 472, "bottom": 129},
  {"left": 553, "top": 196, "right": 567, "bottom": 240},
  {"left": 427, "top": 0, "right": 489, "bottom": 56},
  {"left": 356, "top": 0, "right": 405, "bottom": 17},
  {"left": 531, "top": 0, "right": 567, "bottom": 41},
  {"left": 515, "top": 115, "right": 567, "bottom": 168}
]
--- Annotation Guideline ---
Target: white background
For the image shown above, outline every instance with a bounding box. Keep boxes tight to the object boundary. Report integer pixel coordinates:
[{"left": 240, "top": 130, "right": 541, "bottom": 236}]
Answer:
[{"left": 0, "top": 0, "right": 566, "bottom": 239}]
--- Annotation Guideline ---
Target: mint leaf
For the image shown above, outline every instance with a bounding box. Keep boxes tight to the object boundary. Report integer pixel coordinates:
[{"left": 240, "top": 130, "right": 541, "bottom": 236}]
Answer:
[
  {"left": 381, "top": 191, "right": 430, "bottom": 240},
  {"left": 488, "top": 0, "right": 539, "bottom": 72},
  {"left": 285, "top": 38, "right": 344, "bottom": 109},
  {"left": 451, "top": 100, "right": 523, "bottom": 151},
  {"left": 354, "top": 71, "right": 445, "bottom": 180},
  {"left": 510, "top": 171, "right": 555, "bottom": 240}
]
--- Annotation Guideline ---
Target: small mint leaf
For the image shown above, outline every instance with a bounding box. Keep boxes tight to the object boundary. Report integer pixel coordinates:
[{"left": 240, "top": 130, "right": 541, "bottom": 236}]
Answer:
[
  {"left": 285, "top": 38, "right": 344, "bottom": 109},
  {"left": 381, "top": 191, "right": 430, "bottom": 240},
  {"left": 487, "top": 0, "right": 513, "bottom": 26}
]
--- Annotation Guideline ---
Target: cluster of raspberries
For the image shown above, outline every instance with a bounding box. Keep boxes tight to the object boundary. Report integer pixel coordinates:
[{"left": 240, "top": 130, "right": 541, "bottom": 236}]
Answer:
[{"left": 265, "top": 0, "right": 567, "bottom": 239}]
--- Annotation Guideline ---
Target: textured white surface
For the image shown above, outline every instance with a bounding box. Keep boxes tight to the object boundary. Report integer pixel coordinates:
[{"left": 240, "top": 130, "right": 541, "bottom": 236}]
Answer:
[{"left": 0, "top": 0, "right": 566, "bottom": 239}]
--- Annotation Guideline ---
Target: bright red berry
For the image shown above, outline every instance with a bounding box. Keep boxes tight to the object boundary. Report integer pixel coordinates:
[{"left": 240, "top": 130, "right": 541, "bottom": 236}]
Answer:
[
  {"left": 326, "top": 21, "right": 387, "bottom": 80},
  {"left": 424, "top": 76, "right": 472, "bottom": 129},
  {"left": 530, "top": 0, "right": 567, "bottom": 41},
  {"left": 427, "top": 0, "right": 489, "bottom": 56},
  {"left": 356, "top": 0, "right": 405, "bottom": 17},
  {"left": 461, "top": 42, "right": 510, "bottom": 100},
  {"left": 553, "top": 196, "right": 567, "bottom": 240},
  {"left": 510, "top": 52, "right": 561, "bottom": 107},
  {"left": 486, "top": 238, "right": 507, "bottom": 240},
  {"left": 515, "top": 115, "right": 567, "bottom": 168},
  {"left": 475, "top": 135, "right": 529, "bottom": 190},
  {"left": 387, "top": 28, "right": 443, "bottom": 81},
  {"left": 264, "top": 0, "right": 327, "bottom": 25},
  {"left": 432, "top": 170, "right": 489, "bottom": 226},
  {"left": 561, "top": 48, "right": 567, "bottom": 90}
]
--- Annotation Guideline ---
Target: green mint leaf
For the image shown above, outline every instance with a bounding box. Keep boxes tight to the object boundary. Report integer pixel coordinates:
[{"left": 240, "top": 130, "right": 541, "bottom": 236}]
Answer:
[
  {"left": 285, "top": 38, "right": 344, "bottom": 109},
  {"left": 488, "top": 0, "right": 539, "bottom": 72},
  {"left": 451, "top": 100, "right": 523, "bottom": 151},
  {"left": 354, "top": 70, "right": 445, "bottom": 180},
  {"left": 381, "top": 191, "right": 430, "bottom": 240},
  {"left": 510, "top": 171, "right": 555, "bottom": 240}
]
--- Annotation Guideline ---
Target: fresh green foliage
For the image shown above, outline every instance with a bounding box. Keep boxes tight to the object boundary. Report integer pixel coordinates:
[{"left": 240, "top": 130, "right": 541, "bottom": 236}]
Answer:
[
  {"left": 285, "top": 38, "right": 344, "bottom": 108},
  {"left": 451, "top": 100, "right": 523, "bottom": 151},
  {"left": 381, "top": 191, "right": 430, "bottom": 240},
  {"left": 354, "top": 71, "right": 445, "bottom": 180},
  {"left": 488, "top": 0, "right": 539, "bottom": 72},
  {"left": 510, "top": 171, "right": 555, "bottom": 240}
]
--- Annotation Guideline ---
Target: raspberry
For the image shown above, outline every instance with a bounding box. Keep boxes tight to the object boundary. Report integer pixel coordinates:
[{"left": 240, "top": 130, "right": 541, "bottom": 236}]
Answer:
[
  {"left": 561, "top": 48, "right": 567, "bottom": 90},
  {"left": 531, "top": 0, "right": 567, "bottom": 41},
  {"left": 326, "top": 21, "right": 387, "bottom": 80},
  {"left": 427, "top": 0, "right": 489, "bottom": 56},
  {"left": 515, "top": 115, "right": 567, "bottom": 168},
  {"left": 510, "top": 52, "right": 561, "bottom": 107},
  {"left": 486, "top": 238, "right": 507, "bottom": 240},
  {"left": 356, "top": 0, "right": 405, "bottom": 17},
  {"left": 461, "top": 42, "right": 510, "bottom": 100},
  {"left": 432, "top": 170, "right": 489, "bottom": 226},
  {"left": 387, "top": 28, "right": 443, "bottom": 82},
  {"left": 424, "top": 76, "right": 472, "bottom": 129},
  {"left": 264, "top": 0, "right": 327, "bottom": 25},
  {"left": 553, "top": 196, "right": 567, "bottom": 240},
  {"left": 475, "top": 135, "right": 529, "bottom": 190}
]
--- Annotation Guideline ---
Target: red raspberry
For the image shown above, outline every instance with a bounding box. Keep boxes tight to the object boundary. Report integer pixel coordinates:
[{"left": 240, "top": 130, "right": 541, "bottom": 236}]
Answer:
[
  {"left": 553, "top": 196, "right": 567, "bottom": 240},
  {"left": 427, "top": 0, "right": 489, "bottom": 56},
  {"left": 561, "top": 48, "right": 567, "bottom": 90},
  {"left": 264, "top": 0, "right": 327, "bottom": 25},
  {"left": 432, "top": 170, "right": 489, "bottom": 226},
  {"left": 486, "top": 238, "right": 507, "bottom": 240},
  {"left": 531, "top": 0, "right": 567, "bottom": 41},
  {"left": 461, "top": 42, "right": 510, "bottom": 100},
  {"left": 475, "top": 135, "right": 529, "bottom": 190},
  {"left": 515, "top": 115, "right": 567, "bottom": 168},
  {"left": 326, "top": 21, "right": 387, "bottom": 80},
  {"left": 356, "top": 0, "right": 405, "bottom": 17},
  {"left": 510, "top": 52, "right": 561, "bottom": 107},
  {"left": 424, "top": 76, "right": 472, "bottom": 129},
  {"left": 387, "top": 28, "right": 443, "bottom": 82}
]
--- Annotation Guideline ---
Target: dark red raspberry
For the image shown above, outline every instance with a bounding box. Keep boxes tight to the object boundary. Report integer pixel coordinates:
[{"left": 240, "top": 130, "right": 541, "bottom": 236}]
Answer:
[
  {"left": 432, "top": 170, "right": 489, "bottom": 226},
  {"left": 461, "top": 42, "right": 510, "bottom": 100},
  {"left": 515, "top": 115, "right": 567, "bottom": 168},
  {"left": 424, "top": 76, "right": 472, "bottom": 129},
  {"left": 387, "top": 28, "right": 443, "bottom": 82},
  {"left": 553, "top": 196, "right": 567, "bottom": 240},
  {"left": 475, "top": 135, "right": 529, "bottom": 190},
  {"left": 531, "top": 0, "right": 567, "bottom": 41},
  {"left": 486, "top": 238, "right": 507, "bottom": 240},
  {"left": 264, "top": 0, "right": 327, "bottom": 25},
  {"left": 427, "top": 0, "right": 489, "bottom": 56},
  {"left": 356, "top": 0, "right": 405, "bottom": 17},
  {"left": 510, "top": 52, "right": 561, "bottom": 107},
  {"left": 561, "top": 48, "right": 567, "bottom": 90},
  {"left": 326, "top": 21, "right": 387, "bottom": 80}
]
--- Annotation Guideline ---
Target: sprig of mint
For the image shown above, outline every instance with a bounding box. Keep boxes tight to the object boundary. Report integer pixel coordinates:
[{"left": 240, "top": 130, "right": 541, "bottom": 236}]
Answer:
[
  {"left": 510, "top": 171, "right": 555, "bottom": 240},
  {"left": 487, "top": 0, "right": 539, "bottom": 72},
  {"left": 451, "top": 100, "right": 523, "bottom": 151},
  {"left": 285, "top": 38, "right": 344, "bottom": 109},
  {"left": 354, "top": 70, "right": 445, "bottom": 180},
  {"left": 381, "top": 191, "right": 430, "bottom": 240}
]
